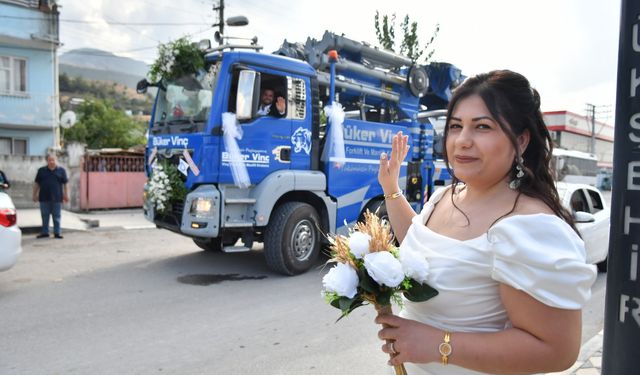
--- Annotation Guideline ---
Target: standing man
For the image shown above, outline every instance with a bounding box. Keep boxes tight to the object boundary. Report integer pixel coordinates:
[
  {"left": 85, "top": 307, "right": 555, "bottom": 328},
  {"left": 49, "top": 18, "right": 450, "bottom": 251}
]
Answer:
[
  {"left": 256, "top": 88, "right": 286, "bottom": 118},
  {"left": 0, "top": 169, "right": 9, "bottom": 192},
  {"left": 33, "top": 154, "right": 69, "bottom": 239}
]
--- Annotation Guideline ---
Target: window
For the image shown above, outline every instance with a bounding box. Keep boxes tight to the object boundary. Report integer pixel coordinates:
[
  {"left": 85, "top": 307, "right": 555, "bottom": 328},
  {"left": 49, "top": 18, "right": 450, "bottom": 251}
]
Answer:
[
  {"left": 14, "top": 139, "right": 27, "bottom": 155},
  {"left": 0, "top": 56, "right": 27, "bottom": 95},
  {"left": 255, "top": 73, "right": 287, "bottom": 119},
  {"left": 0, "top": 138, "right": 10, "bottom": 154},
  {"left": 570, "top": 189, "right": 589, "bottom": 213},
  {"left": 0, "top": 137, "right": 28, "bottom": 155},
  {"left": 587, "top": 188, "right": 604, "bottom": 212},
  {"left": 228, "top": 68, "right": 287, "bottom": 119}
]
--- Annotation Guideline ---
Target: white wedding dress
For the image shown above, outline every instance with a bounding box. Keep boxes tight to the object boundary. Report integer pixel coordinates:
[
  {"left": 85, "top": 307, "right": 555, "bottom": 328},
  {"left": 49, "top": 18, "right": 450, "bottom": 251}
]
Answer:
[{"left": 396, "top": 187, "right": 597, "bottom": 375}]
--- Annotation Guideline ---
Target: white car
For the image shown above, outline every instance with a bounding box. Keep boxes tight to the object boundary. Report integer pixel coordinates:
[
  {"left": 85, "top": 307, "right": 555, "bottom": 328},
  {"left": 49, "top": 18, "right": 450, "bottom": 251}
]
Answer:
[
  {"left": 556, "top": 182, "right": 609, "bottom": 272},
  {"left": 0, "top": 192, "right": 22, "bottom": 271}
]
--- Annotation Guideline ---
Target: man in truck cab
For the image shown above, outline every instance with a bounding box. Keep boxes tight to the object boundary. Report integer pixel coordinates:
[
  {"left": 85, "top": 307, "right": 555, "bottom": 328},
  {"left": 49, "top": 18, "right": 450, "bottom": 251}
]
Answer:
[{"left": 256, "top": 87, "right": 286, "bottom": 118}]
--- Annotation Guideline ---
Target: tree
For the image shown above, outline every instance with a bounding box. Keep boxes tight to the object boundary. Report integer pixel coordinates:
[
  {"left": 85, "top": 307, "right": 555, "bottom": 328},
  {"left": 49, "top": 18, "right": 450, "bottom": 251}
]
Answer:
[
  {"left": 59, "top": 73, "right": 71, "bottom": 92},
  {"left": 374, "top": 11, "right": 440, "bottom": 63},
  {"left": 62, "top": 99, "right": 146, "bottom": 149}
]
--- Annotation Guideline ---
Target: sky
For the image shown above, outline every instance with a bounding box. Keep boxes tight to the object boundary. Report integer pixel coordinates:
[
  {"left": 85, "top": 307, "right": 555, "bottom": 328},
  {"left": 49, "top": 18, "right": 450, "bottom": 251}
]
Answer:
[{"left": 57, "top": 0, "right": 621, "bottom": 120}]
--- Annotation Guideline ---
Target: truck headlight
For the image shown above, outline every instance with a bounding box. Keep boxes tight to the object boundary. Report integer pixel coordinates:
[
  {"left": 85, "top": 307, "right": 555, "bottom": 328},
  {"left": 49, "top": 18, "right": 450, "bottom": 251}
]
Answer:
[{"left": 190, "top": 197, "right": 214, "bottom": 217}]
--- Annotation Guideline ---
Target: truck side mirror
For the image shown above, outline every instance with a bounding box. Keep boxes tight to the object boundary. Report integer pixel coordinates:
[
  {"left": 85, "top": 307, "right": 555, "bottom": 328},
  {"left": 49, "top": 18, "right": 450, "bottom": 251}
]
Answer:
[
  {"left": 236, "top": 70, "right": 260, "bottom": 120},
  {"left": 137, "top": 78, "right": 150, "bottom": 94}
]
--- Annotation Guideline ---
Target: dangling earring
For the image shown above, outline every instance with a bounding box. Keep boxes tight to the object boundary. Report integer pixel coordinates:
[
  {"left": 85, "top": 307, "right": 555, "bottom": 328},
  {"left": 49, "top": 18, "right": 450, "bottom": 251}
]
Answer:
[{"left": 509, "top": 156, "right": 525, "bottom": 190}]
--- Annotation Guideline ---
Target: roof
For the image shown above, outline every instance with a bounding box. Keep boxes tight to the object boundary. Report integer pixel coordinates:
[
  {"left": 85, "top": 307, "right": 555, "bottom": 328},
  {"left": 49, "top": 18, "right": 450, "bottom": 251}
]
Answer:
[
  {"left": 552, "top": 148, "right": 598, "bottom": 160},
  {"left": 205, "top": 50, "right": 316, "bottom": 76}
]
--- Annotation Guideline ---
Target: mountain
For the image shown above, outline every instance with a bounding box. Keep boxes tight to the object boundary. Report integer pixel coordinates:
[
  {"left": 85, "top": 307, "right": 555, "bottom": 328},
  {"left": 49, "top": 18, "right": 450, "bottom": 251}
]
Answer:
[{"left": 59, "top": 49, "right": 150, "bottom": 89}]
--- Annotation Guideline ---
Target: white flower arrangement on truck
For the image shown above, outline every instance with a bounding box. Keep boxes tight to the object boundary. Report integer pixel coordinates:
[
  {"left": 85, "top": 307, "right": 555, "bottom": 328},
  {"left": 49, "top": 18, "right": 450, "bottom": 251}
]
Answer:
[
  {"left": 147, "top": 162, "right": 188, "bottom": 215},
  {"left": 148, "top": 37, "right": 205, "bottom": 83}
]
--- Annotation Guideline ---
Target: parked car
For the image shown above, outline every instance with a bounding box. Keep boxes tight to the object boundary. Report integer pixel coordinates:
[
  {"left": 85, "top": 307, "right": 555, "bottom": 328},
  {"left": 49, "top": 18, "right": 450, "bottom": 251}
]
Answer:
[
  {"left": 0, "top": 192, "right": 22, "bottom": 271},
  {"left": 556, "top": 182, "right": 609, "bottom": 272}
]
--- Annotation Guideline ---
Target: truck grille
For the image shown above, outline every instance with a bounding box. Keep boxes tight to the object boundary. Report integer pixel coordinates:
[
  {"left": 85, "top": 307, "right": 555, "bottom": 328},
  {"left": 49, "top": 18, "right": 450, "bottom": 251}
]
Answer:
[
  {"left": 172, "top": 201, "right": 184, "bottom": 219},
  {"left": 154, "top": 200, "right": 185, "bottom": 233}
]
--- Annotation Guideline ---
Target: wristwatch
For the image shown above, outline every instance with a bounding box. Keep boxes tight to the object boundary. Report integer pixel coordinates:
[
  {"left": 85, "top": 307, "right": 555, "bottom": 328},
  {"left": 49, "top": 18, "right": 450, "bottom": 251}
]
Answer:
[{"left": 439, "top": 331, "right": 452, "bottom": 365}]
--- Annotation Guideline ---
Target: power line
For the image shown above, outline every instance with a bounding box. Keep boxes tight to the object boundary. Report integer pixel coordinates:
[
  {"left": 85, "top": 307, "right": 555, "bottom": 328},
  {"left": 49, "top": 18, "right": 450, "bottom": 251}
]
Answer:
[
  {"left": 57, "top": 45, "right": 158, "bottom": 56},
  {"left": 104, "top": 16, "right": 163, "bottom": 45},
  {"left": 57, "top": 27, "right": 214, "bottom": 57},
  {"left": 0, "top": 15, "right": 210, "bottom": 26},
  {"left": 137, "top": 0, "right": 214, "bottom": 21},
  {"left": 60, "top": 22, "right": 156, "bottom": 51}
]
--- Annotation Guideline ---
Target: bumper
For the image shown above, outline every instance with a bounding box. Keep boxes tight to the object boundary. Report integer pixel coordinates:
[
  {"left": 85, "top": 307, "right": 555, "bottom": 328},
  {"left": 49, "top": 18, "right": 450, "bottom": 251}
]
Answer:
[
  {"left": 0, "top": 225, "right": 22, "bottom": 271},
  {"left": 145, "top": 185, "right": 221, "bottom": 238}
]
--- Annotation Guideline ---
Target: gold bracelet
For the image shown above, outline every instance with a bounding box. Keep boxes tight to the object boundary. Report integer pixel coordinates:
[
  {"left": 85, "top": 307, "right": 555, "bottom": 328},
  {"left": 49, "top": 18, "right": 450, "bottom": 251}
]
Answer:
[
  {"left": 384, "top": 191, "right": 403, "bottom": 200},
  {"left": 439, "top": 331, "right": 452, "bottom": 365}
]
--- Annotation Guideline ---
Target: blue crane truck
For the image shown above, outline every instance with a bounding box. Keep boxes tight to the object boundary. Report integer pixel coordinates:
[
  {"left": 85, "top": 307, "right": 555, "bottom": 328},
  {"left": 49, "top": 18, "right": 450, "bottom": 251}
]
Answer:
[{"left": 140, "top": 31, "right": 460, "bottom": 275}]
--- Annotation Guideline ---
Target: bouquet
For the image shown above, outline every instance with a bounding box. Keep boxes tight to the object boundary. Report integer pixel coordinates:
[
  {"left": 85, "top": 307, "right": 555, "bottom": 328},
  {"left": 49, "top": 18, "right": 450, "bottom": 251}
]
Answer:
[{"left": 322, "top": 211, "right": 438, "bottom": 375}]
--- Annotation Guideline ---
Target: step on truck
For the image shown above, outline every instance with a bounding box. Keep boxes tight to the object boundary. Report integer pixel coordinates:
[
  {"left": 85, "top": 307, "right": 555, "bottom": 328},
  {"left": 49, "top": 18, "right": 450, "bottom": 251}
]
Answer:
[{"left": 139, "top": 31, "right": 461, "bottom": 275}]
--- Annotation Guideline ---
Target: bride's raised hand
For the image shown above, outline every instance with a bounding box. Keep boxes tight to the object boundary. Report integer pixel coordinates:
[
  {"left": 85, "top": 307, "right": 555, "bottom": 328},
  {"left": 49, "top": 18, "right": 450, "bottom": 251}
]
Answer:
[{"left": 378, "top": 131, "right": 409, "bottom": 195}]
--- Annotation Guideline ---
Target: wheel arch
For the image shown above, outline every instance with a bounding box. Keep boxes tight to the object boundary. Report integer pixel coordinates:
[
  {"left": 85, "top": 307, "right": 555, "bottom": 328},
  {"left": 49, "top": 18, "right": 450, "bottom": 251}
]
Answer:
[
  {"left": 252, "top": 170, "right": 336, "bottom": 234},
  {"left": 271, "top": 191, "right": 332, "bottom": 239}
]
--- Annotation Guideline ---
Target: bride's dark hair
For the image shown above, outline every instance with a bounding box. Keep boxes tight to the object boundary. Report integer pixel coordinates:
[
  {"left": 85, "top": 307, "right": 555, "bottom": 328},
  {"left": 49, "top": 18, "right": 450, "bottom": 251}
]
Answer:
[{"left": 442, "top": 70, "right": 577, "bottom": 232}]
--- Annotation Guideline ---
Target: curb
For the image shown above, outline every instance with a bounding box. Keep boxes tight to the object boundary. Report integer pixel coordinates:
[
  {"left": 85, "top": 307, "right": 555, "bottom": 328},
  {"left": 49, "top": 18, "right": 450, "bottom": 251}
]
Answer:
[
  {"left": 19, "top": 226, "right": 85, "bottom": 235},
  {"left": 16, "top": 208, "right": 155, "bottom": 233}
]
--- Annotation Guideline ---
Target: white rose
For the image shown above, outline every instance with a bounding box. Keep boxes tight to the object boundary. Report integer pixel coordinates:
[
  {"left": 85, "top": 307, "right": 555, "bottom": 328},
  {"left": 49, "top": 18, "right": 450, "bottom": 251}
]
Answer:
[
  {"left": 349, "top": 231, "right": 371, "bottom": 259},
  {"left": 364, "top": 251, "right": 404, "bottom": 288},
  {"left": 322, "top": 262, "right": 359, "bottom": 299},
  {"left": 399, "top": 247, "right": 430, "bottom": 284}
]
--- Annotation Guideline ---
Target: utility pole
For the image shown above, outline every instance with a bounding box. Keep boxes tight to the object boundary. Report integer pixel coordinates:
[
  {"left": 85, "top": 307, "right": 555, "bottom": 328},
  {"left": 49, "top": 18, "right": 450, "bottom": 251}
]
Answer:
[
  {"left": 213, "top": 0, "right": 224, "bottom": 43},
  {"left": 585, "top": 103, "right": 613, "bottom": 156},
  {"left": 585, "top": 103, "right": 596, "bottom": 154}
]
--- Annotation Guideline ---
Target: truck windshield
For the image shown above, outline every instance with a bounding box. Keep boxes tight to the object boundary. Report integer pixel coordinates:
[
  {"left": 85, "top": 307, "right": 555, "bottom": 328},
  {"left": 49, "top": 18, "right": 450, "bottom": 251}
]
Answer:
[{"left": 151, "top": 62, "right": 220, "bottom": 135}]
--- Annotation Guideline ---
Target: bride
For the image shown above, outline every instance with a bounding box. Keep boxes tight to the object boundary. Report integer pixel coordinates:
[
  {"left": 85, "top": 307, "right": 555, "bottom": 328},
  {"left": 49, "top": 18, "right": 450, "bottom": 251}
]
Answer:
[{"left": 376, "top": 70, "right": 597, "bottom": 375}]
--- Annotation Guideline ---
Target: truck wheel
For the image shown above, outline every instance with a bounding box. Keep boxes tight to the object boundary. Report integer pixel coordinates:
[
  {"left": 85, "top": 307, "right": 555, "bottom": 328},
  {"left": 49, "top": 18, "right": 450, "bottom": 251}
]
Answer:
[
  {"left": 360, "top": 200, "right": 397, "bottom": 244},
  {"left": 193, "top": 237, "right": 223, "bottom": 252},
  {"left": 264, "top": 202, "right": 321, "bottom": 276},
  {"left": 193, "top": 235, "right": 240, "bottom": 252},
  {"left": 360, "top": 200, "right": 389, "bottom": 225}
]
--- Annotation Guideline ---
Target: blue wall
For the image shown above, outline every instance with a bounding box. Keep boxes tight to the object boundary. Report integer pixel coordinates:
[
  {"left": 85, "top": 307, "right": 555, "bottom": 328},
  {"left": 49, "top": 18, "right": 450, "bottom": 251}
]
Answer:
[
  {"left": 0, "top": 127, "right": 54, "bottom": 155},
  {"left": 0, "top": 2, "right": 57, "bottom": 41},
  {"left": 0, "top": 2, "right": 58, "bottom": 155},
  {"left": 0, "top": 46, "right": 56, "bottom": 127}
]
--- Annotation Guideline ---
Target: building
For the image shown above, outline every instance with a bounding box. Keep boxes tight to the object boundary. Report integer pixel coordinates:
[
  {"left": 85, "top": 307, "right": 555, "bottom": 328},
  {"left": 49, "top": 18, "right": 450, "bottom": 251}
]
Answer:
[
  {"left": 543, "top": 110, "right": 614, "bottom": 169},
  {"left": 0, "top": 0, "right": 60, "bottom": 156}
]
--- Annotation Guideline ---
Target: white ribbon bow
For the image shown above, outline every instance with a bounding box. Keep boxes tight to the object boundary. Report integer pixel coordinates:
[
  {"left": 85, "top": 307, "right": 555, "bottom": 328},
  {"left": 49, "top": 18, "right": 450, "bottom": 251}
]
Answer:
[
  {"left": 222, "top": 112, "right": 251, "bottom": 189},
  {"left": 320, "top": 102, "right": 346, "bottom": 167}
]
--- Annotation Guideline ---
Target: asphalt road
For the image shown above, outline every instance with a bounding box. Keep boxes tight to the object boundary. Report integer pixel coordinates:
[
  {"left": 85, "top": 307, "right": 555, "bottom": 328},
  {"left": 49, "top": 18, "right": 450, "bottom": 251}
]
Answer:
[
  {"left": 0, "top": 229, "right": 389, "bottom": 374},
  {"left": 0, "top": 228, "right": 607, "bottom": 375}
]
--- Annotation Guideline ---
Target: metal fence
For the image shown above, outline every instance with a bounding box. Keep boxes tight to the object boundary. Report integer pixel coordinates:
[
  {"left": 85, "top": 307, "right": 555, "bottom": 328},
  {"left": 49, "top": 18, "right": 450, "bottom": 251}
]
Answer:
[{"left": 83, "top": 155, "right": 145, "bottom": 173}]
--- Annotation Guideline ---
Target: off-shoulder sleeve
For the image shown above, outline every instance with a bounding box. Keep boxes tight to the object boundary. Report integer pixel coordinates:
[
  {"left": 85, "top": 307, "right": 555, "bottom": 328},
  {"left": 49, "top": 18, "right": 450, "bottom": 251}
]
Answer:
[
  {"left": 488, "top": 215, "right": 597, "bottom": 309},
  {"left": 416, "top": 185, "right": 450, "bottom": 219}
]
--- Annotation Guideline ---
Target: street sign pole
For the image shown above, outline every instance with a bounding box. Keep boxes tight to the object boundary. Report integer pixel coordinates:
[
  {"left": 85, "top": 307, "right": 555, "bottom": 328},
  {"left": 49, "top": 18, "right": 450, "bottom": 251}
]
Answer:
[{"left": 601, "top": 1, "right": 640, "bottom": 373}]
